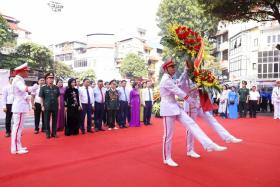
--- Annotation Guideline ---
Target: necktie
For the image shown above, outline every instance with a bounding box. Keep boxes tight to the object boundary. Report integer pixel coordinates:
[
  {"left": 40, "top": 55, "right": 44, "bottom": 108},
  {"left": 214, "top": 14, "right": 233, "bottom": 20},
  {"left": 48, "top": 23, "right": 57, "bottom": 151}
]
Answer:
[
  {"left": 148, "top": 88, "right": 151, "bottom": 101},
  {"left": 100, "top": 88, "right": 104, "bottom": 103},
  {"left": 86, "top": 87, "right": 90, "bottom": 104},
  {"left": 123, "top": 87, "right": 127, "bottom": 101}
]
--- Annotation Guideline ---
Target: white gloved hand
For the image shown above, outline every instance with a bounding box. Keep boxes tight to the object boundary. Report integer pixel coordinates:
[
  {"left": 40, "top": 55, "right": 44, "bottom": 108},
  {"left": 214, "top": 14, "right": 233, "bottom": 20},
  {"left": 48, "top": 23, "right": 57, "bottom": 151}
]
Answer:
[
  {"left": 24, "top": 95, "right": 31, "bottom": 101},
  {"left": 32, "top": 83, "right": 39, "bottom": 91}
]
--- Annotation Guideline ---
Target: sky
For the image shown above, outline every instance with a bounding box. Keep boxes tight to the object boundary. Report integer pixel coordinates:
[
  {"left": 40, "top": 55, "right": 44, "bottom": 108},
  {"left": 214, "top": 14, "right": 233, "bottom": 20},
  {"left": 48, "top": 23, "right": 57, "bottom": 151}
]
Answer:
[{"left": 0, "top": 0, "right": 162, "bottom": 46}]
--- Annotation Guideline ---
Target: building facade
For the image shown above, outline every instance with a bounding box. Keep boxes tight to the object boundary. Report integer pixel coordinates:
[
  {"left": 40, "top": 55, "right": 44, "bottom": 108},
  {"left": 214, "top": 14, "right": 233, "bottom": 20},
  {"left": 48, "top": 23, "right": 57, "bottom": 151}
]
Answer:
[{"left": 213, "top": 21, "right": 280, "bottom": 87}]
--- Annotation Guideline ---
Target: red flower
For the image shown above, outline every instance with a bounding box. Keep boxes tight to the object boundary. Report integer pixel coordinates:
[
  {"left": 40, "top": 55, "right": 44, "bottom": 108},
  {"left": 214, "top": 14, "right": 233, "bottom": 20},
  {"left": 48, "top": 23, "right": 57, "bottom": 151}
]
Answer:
[
  {"left": 189, "top": 39, "right": 195, "bottom": 44},
  {"left": 194, "top": 44, "right": 201, "bottom": 51},
  {"left": 194, "top": 71, "right": 200, "bottom": 77}
]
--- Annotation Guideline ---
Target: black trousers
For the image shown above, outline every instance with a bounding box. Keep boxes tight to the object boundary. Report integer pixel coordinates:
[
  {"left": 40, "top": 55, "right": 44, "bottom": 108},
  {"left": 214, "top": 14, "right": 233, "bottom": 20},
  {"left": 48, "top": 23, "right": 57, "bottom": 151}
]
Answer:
[
  {"left": 44, "top": 109, "right": 58, "bottom": 136},
  {"left": 249, "top": 100, "right": 258, "bottom": 117},
  {"left": 94, "top": 102, "right": 105, "bottom": 129},
  {"left": 5, "top": 104, "right": 13, "bottom": 134},
  {"left": 118, "top": 101, "right": 129, "bottom": 126},
  {"left": 80, "top": 103, "right": 92, "bottom": 131},
  {"left": 144, "top": 101, "right": 153, "bottom": 124},
  {"left": 34, "top": 103, "right": 45, "bottom": 131},
  {"left": 107, "top": 109, "right": 117, "bottom": 128},
  {"left": 65, "top": 107, "right": 79, "bottom": 136},
  {"left": 239, "top": 101, "right": 248, "bottom": 117}
]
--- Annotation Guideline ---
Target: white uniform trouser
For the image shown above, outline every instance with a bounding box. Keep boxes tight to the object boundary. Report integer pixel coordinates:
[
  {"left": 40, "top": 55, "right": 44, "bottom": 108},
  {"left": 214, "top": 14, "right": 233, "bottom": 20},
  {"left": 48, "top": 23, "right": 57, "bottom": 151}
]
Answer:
[
  {"left": 273, "top": 101, "right": 280, "bottom": 119},
  {"left": 11, "top": 113, "right": 25, "bottom": 153},
  {"left": 187, "top": 107, "right": 234, "bottom": 152},
  {"left": 163, "top": 109, "right": 214, "bottom": 161}
]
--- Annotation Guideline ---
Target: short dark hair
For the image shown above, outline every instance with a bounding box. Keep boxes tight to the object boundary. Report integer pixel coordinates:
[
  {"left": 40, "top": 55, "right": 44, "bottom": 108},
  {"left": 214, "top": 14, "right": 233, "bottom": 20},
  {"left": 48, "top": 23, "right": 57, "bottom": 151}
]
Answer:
[
  {"left": 83, "top": 78, "right": 89, "bottom": 83},
  {"left": 109, "top": 80, "right": 116, "bottom": 85},
  {"left": 104, "top": 81, "right": 109, "bottom": 85},
  {"left": 132, "top": 82, "right": 138, "bottom": 88},
  {"left": 121, "top": 80, "right": 127, "bottom": 83},
  {"left": 98, "top": 79, "right": 103, "bottom": 83}
]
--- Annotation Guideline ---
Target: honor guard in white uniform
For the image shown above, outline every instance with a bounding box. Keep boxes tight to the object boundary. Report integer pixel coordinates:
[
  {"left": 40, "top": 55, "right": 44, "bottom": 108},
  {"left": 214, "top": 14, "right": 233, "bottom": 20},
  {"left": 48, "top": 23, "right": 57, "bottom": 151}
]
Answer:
[
  {"left": 160, "top": 59, "right": 227, "bottom": 167},
  {"left": 179, "top": 68, "right": 242, "bottom": 158},
  {"left": 11, "top": 63, "right": 38, "bottom": 154},
  {"left": 272, "top": 79, "right": 280, "bottom": 119}
]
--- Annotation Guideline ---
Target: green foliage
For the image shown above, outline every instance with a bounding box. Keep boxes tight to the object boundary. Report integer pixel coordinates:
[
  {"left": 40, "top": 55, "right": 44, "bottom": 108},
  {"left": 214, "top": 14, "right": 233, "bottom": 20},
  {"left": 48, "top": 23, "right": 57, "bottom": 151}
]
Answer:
[
  {"left": 120, "top": 53, "right": 148, "bottom": 79},
  {"left": 15, "top": 42, "right": 54, "bottom": 71},
  {"left": 157, "top": 0, "right": 219, "bottom": 38},
  {"left": 157, "top": 0, "right": 219, "bottom": 77},
  {"left": 0, "top": 15, "right": 15, "bottom": 48},
  {"left": 198, "top": 0, "right": 280, "bottom": 24},
  {"left": 53, "top": 61, "right": 75, "bottom": 80},
  {"left": 75, "top": 69, "right": 96, "bottom": 81}
]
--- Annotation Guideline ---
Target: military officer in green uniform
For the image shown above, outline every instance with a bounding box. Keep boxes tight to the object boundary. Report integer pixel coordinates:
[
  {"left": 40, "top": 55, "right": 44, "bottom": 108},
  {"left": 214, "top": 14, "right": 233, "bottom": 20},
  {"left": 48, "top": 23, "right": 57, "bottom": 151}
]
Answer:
[
  {"left": 238, "top": 80, "right": 250, "bottom": 118},
  {"left": 40, "top": 72, "right": 60, "bottom": 138}
]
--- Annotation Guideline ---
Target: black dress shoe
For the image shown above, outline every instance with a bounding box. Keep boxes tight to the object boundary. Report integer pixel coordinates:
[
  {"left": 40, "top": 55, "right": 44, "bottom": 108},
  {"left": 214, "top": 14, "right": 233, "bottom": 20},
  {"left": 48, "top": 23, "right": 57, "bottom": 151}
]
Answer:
[
  {"left": 99, "top": 129, "right": 105, "bottom": 131},
  {"left": 46, "top": 135, "right": 51, "bottom": 139},
  {"left": 87, "top": 130, "right": 94, "bottom": 133},
  {"left": 5, "top": 133, "right": 11, "bottom": 137},
  {"left": 81, "top": 130, "right": 85, "bottom": 134},
  {"left": 34, "top": 130, "right": 39, "bottom": 134},
  {"left": 52, "top": 135, "right": 58, "bottom": 138}
]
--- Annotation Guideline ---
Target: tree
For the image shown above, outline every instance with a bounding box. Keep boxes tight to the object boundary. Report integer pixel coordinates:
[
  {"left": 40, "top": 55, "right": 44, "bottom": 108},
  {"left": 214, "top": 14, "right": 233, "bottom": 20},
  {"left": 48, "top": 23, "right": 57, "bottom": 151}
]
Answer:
[
  {"left": 119, "top": 53, "right": 148, "bottom": 80},
  {"left": 157, "top": 0, "right": 219, "bottom": 39},
  {"left": 53, "top": 61, "right": 75, "bottom": 80},
  {"left": 15, "top": 42, "right": 54, "bottom": 71},
  {"left": 75, "top": 69, "right": 96, "bottom": 81},
  {"left": 0, "top": 15, "right": 15, "bottom": 48},
  {"left": 199, "top": 0, "right": 280, "bottom": 24},
  {"left": 157, "top": 0, "right": 220, "bottom": 77}
]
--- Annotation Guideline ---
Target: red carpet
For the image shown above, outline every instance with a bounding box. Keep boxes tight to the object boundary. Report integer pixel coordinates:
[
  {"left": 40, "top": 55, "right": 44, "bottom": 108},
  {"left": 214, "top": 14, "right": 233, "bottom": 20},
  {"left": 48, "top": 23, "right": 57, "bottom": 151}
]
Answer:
[{"left": 0, "top": 116, "right": 280, "bottom": 187}]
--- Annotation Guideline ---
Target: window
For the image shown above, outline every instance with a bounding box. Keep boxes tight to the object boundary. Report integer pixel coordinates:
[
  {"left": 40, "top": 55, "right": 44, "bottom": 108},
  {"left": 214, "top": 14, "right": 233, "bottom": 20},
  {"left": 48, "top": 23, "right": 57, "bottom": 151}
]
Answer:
[
  {"left": 273, "top": 35, "right": 276, "bottom": 43},
  {"left": 222, "top": 50, "right": 228, "bottom": 60},
  {"left": 267, "top": 36, "right": 271, "bottom": 43},
  {"left": 253, "top": 63, "right": 257, "bottom": 70},
  {"left": 74, "top": 59, "right": 88, "bottom": 68},
  {"left": 254, "top": 39, "right": 258, "bottom": 46}
]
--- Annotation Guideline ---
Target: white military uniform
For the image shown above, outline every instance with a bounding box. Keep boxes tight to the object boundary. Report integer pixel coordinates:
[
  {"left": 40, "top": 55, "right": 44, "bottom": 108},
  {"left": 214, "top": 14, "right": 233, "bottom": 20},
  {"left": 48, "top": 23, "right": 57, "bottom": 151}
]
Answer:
[
  {"left": 272, "top": 83, "right": 280, "bottom": 119},
  {"left": 11, "top": 72, "right": 38, "bottom": 154},
  {"left": 160, "top": 72, "right": 225, "bottom": 164},
  {"left": 178, "top": 70, "right": 240, "bottom": 154}
]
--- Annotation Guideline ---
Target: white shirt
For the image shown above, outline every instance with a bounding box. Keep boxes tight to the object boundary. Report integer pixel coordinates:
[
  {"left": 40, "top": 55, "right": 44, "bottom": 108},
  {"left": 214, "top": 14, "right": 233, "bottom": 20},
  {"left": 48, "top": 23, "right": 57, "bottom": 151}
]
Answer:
[
  {"left": 272, "top": 86, "right": 280, "bottom": 103},
  {"left": 93, "top": 86, "right": 106, "bottom": 103},
  {"left": 249, "top": 91, "right": 260, "bottom": 101},
  {"left": 142, "top": 87, "right": 154, "bottom": 103},
  {"left": 31, "top": 86, "right": 43, "bottom": 104},
  {"left": 2, "top": 84, "right": 14, "bottom": 107},
  {"left": 160, "top": 73, "right": 187, "bottom": 116},
  {"left": 117, "top": 86, "right": 131, "bottom": 102},
  {"left": 11, "top": 75, "right": 37, "bottom": 113},
  {"left": 79, "top": 86, "right": 95, "bottom": 106}
]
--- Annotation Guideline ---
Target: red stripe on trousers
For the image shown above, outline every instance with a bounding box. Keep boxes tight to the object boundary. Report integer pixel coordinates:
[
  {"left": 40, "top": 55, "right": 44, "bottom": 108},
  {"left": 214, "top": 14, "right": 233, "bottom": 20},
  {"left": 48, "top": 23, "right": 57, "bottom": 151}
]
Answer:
[
  {"left": 15, "top": 113, "right": 22, "bottom": 152},
  {"left": 164, "top": 117, "right": 167, "bottom": 161}
]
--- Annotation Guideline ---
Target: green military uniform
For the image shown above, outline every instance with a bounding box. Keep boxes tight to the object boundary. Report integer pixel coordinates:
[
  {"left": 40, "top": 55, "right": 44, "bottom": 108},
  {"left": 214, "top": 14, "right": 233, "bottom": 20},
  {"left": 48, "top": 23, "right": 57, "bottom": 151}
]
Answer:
[
  {"left": 105, "top": 88, "right": 119, "bottom": 128},
  {"left": 238, "top": 87, "right": 249, "bottom": 117},
  {"left": 39, "top": 84, "right": 60, "bottom": 137}
]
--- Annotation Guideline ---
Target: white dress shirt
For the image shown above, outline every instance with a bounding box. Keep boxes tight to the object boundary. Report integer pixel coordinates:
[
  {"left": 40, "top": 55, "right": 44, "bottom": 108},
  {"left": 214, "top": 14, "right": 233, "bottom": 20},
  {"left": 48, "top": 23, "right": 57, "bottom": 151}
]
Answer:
[
  {"left": 249, "top": 91, "right": 260, "bottom": 101},
  {"left": 117, "top": 86, "right": 131, "bottom": 103},
  {"left": 93, "top": 86, "right": 106, "bottom": 103},
  {"left": 31, "top": 86, "right": 43, "bottom": 104},
  {"left": 79, "top": 86, "right": 95, "bottom": 106},
  {"left": 2, "top": 84, "right": 14, "bottom": 108},
  {"left": 142, "top": 87, "right": 154, "bottom": 104}
]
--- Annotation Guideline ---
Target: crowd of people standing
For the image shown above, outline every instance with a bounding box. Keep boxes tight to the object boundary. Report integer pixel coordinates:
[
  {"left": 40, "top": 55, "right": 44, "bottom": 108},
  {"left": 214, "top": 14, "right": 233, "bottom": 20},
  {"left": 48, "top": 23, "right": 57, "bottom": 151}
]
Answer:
[
  {"left": 214, "top": 80, "right": 280, "bottom": 120},
  {"left": 2, "top": 71, "right": 155, "bottom": 138}
]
